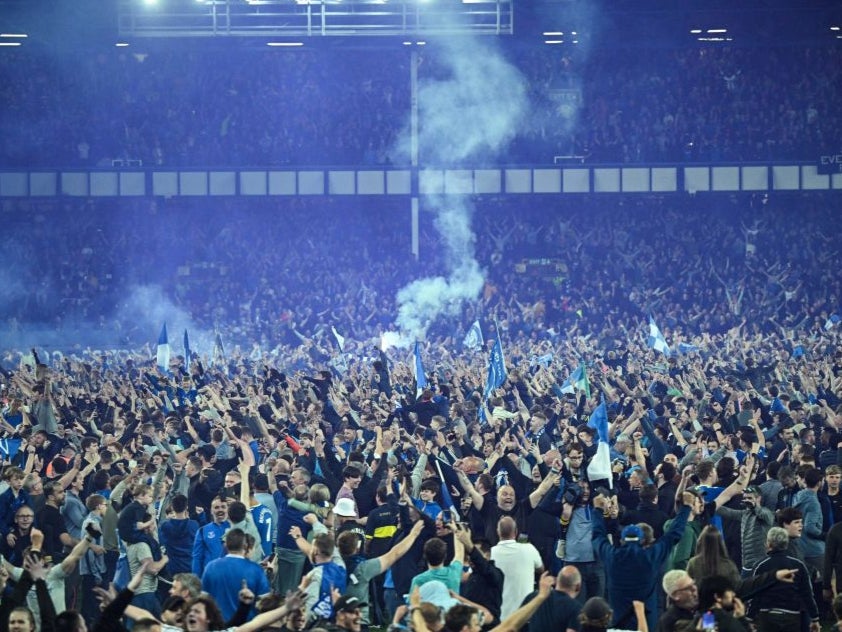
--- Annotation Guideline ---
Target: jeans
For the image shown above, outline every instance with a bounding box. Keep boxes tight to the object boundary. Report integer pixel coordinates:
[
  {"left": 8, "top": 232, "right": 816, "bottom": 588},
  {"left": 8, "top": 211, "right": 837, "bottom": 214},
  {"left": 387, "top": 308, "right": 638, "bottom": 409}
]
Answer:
[
  {"left": 274, "top": 546, "right": 306, "bottom": 596},
  {"left": 571, "top": 560, "right": 605, "bottom": 603}
]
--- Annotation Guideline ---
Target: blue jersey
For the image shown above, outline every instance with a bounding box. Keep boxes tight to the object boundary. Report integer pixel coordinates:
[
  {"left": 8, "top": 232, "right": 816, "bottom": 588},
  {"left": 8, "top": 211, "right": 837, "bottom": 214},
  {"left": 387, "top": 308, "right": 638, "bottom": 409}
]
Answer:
[{"left": 250, "top": 502, "right": 274, "bottom": 557}]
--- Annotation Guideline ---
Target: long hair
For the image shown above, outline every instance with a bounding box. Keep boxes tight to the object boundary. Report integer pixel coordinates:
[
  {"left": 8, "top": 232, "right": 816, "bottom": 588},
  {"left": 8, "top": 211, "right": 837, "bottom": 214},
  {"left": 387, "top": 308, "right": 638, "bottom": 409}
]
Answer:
[
  {"left": 694, "top": 525, "right": 731, "bottom": 578},
  {"left": 187, "top": 595, "right": 226, "bottom": 631}
]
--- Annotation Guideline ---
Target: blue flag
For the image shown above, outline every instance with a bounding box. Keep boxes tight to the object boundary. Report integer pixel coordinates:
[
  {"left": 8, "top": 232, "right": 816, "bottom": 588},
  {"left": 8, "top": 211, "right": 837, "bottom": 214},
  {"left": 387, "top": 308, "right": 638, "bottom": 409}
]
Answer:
[
  {"left": 183, "top": 329, "right": 192, "bottom": 369},
  {"left": 483, "top": 336, "right": 508, "bottom": 400},
  {"left": 0, "top": 437, "right": 22, "bottom": 461},
  {"left": 792, "top": 344, "right": 805, "bottom": 359},
  {"left": 678, "top": 342, "right": 699, "bottom": 354},
  {"left": 825, "top": 314, "right": 840, "bottom": 331},
  {"left": 157, "top": 323, "right": 170, "bottom": 372},
  {"left": 212, "top": 332, "right": 226, "bottom": 367},
  {"left": 648, "top": 316, "right": 671, "bottom": 356},
  {"left": 559, "top": 363, "right": 590, "bottom": 397},
  {"left": 463, "top": 320, "right": 484, "bottom": 351},
  {"left": 434, "top": 459, "right": 457, "bottom": 516},
  {"left": 586, "top": 398, "right": 612, "bottom": 486},
  {"left": 414, "top": 342, "right": 427, "bottom": 397},
  {"left": 529, "top": 352, "right": 554, "bottom": 369},
  {"left": 587, "top": 398, "right": 609, "bottom": 444}
]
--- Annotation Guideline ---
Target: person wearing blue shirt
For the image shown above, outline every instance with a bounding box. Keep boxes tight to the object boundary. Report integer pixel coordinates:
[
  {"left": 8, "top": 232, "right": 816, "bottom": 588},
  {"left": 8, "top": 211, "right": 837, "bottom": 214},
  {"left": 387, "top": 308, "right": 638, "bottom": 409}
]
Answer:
[
  {"left": 202, "top": 528, "right": 271, "bottom": 621},
  {"left": 192, "top": 496, "right": 231, "bottom": 577},
  {"left": 159, "top": 494, "right": 199, "bottom": 574}
]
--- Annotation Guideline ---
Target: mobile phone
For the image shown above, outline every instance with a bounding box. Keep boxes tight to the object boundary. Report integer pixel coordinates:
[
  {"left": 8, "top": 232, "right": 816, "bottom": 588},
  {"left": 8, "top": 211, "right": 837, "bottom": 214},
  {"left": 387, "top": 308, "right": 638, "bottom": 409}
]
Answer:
[
  {"left": 701, "top": 611, "right": 715, "bottom": 631},
  {"left": 442, "top": 509, "right": 452, "bottom": 523}
]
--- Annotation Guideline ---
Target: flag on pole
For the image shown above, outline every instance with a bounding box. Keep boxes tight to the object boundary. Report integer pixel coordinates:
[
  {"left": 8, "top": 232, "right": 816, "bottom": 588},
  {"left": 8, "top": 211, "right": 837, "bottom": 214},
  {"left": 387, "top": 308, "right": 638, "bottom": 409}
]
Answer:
[
  {"left": 157, "top": 324, "right": 170, "bottom": 373},
  {"left": 483, "top": 335, "right": 508, "bottom": 400},
  {"left": 434, "top": 459, "right": 458, "bottom": 519},
  {"left": 586, "top": 398, "right": 612, "bottom": 487},
  {"left": 183, "top": 329, "right": 192, "bottom": 369},
  {"left": 413, "top": 342, "right": 427, "bottom": 397},
  {"left": 648, "top": 316, "right": 671, "bottom": 356},
  {"left": 212, "top": 332, "right": 226, "bottom": 366},
  {"left": 463, "top": 320, "right": 484, "bottom": 351},
  {"left": 559, "top": 363, "right": 590, "bottom": 398},
  {"left": 331, "top": 326, "right": 346, "bottom": 353}
]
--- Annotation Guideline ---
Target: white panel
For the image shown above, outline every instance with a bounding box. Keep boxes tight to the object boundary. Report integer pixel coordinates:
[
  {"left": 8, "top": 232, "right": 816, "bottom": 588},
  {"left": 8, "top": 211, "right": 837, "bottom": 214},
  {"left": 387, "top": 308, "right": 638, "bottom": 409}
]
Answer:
[
  {"left": 684, "top": 167, "right": 710, "bottom": 192},
  {"left": 386, "top": 170, "right": 411, "bottom": 194},
  {"left": 594, "top": 168, "right": 620, "bottom": 192},
  {"left": 268, "top": 171, "right": 296, "bottom": 195},
  {"left": 357, "top": 171, "right": 384, "bottom": 195},
  {"left": 120, "top": 172, "right": 145, "bottom": 196},
  {"left": 621, "top": 168, "right": 649, "bottom": 192},
  {"left": 0, "top": 173, "right": 28, "bottom": 196},
  {"left": 209, "top": 171, "right": 236, "bottom": 196},
  {"left": 180, "top": 172, "right": 208, "bottom": 196},
  {"left": 30, "top": 172, "right": 57, "bottom": 196},
  {"left": 240, "top": 171, "right": 267, "bottom": 196},
  {"left": 419, "top": 170, "right": 444, "bottom": 195},
  {"left": 61, "top": 172, "right": 88, "bottom": 196},
  {"left": 833, "top": 173, "right": 842, "bottom": 190},
  {"left": 328, "top": 171, "right": 355, "bottom": 195},
  {"left": 563, "top": 169, "right": 589, "bottom": 193},
  {"left": 741, "top": 166, "right": 767, "bottom": 191},
  {"left": 474, "top": 169, "right": 501, "bottom": 194},
  {"left": 505, "top": 169, "right": 531, "bottom": 193},
  {"left": 801, "top": 166, "right": 829, "bottom": 190},
  {"left": 533, "top": 169, "right": 561, "bottom": 193},
  {"left": 90, "top": 172, "right": 119, "bottom": 197},
  {"left": 651, "top": 168, "right": 677, "bottom": 192},
  {"left": 444, "top": 170, "right": 472, "bottom": 194},
  {"left": 712, "top": 167, "right": 739, "bottom": 191},
  {"left": 152, "top": 172, "right": 178, "bottom": 197},
  {"left": 298, "top": 171, "right": 324, "bottom": 195},
  {"left": 772, "top": 166, "right": 799, "bottom": 190}
]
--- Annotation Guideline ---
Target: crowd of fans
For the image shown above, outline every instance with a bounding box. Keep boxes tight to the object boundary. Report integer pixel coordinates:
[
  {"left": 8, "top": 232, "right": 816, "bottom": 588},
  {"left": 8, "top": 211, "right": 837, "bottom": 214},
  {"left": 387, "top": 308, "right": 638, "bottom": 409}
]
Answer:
[
  {"left": 1, "top": 44, "right": 840, "bottom": 168},
  {"left": 0, "top": 186, "right": 841, "bottom": 632}
]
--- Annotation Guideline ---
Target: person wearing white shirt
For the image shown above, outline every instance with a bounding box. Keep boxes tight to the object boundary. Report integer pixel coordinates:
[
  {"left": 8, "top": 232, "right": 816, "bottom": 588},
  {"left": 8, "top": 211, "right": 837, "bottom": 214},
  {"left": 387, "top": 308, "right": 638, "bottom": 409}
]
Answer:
[{"left": 490, "top": 516, "right": 544, "bottom": 620}]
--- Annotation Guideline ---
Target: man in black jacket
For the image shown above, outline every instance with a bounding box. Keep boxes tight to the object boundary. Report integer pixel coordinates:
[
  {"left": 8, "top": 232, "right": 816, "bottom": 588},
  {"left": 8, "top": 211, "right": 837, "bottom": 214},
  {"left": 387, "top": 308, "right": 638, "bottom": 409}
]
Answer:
[
  {"left": 456, "top": 526, "right": 504, "bottom": 626},
  {"left": 748, "top": 527, "right": 819, "bottom": 632}
]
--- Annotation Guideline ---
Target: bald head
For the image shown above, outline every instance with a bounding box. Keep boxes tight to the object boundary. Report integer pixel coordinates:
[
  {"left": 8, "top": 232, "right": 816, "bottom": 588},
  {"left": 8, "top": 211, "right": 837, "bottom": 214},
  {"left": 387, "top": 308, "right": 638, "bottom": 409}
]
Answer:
[
  {"left": 497, "top": 516, "right": 517, "bottom": 541},
  {"left": 557, "top": 565, "right": 582, "bottom": 596}
]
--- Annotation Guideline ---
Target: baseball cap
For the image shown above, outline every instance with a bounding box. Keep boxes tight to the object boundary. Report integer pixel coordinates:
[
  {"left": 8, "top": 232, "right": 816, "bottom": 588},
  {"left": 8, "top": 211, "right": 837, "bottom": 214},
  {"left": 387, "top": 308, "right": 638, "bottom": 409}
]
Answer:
[
  {"left": 620, "top": 524, "right": 644, "bottom": 542},
  {"left": 334, "top": 595, "right": 366, "bottom": 613}
]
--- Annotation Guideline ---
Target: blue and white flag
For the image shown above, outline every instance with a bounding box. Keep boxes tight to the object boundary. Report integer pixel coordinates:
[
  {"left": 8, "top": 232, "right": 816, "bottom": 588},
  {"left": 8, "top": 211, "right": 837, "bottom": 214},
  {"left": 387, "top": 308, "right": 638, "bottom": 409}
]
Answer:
[
  {"left": 434, "top": 459, "right": 458, "bottom": 519},
  {"left": 586, "top": 398, "right": 612, "bottom": 487},
  {"left": 678, "top": 342, "right": 699, "bottom": 354},
  {"left": 648, "top": 316, "right": 671, "bottom": 357},
  {"left": 826, "top": 314, "right": 840, "bottom": 331},
  {"left": 483, "top": 335, "right": 508, "bottom": 400},
  {"left": 529, "top": 352, "right": 554, "bottom": 369},
  {"left": 331, "top": 326, "right": 346, "bottom": 353},
  {"left": 183, "top": 329, "right": 192, "bottom": 368},
  {"left": 413, "top": 342, "right": 427, "bottom": 397},
  {"left": 559, "top": 363, "right": 590, "bottom": 397},
  {"left": 157, "top": 324, "right": 170, "bottom": 372},
  {"left": 0, "top": 437, "right": 22, "bottom": 461},
  {"left": 463, "top": 320, "right": 484, "bottom": 351}
]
